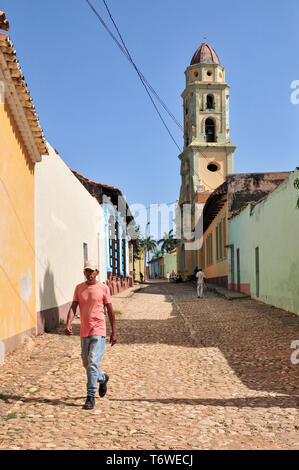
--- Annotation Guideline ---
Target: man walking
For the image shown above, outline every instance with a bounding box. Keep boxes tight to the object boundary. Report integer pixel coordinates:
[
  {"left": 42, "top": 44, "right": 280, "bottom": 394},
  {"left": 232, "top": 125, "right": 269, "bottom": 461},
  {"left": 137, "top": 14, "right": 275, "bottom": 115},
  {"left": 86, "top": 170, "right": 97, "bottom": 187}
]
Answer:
[
  {"left": 65, "top": 260, "right": 117, "bottom": 410},
  {"left": 196, "top": 268, "right": 206, "bottom": 299}
]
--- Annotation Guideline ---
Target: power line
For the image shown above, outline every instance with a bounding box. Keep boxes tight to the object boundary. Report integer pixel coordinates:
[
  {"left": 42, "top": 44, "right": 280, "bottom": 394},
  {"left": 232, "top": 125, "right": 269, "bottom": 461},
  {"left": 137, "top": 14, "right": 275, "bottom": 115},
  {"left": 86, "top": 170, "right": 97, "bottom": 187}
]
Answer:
[
  {"left": 86, "top": 1, "right": 225, "bottom": 194},
  {"left": 85, "top": 0, "right": 182, "bottom": 151},
  {"left": 101, "top": 0, "right": 183, "bottom": 132}
]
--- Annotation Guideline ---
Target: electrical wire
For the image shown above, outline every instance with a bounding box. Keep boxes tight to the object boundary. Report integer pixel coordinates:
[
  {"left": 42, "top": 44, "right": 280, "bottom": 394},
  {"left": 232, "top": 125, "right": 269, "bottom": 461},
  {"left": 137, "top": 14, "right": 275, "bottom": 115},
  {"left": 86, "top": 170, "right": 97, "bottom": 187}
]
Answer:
[
  {"left": 85, "top": 0, "right": 228, "bottom": 195},
  {"left": 101, "top": 0, "right": 183, "bottom": 132},
  {"left": 85, "top": 0, "right": 182, "bottom": 151}
]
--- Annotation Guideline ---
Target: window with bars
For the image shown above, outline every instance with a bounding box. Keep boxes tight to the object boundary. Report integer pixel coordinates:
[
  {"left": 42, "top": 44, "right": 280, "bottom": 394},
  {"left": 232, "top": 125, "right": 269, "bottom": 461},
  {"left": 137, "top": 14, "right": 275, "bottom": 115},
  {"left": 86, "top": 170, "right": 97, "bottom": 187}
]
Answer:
[
  {"left": 108, "top": 216, "right": 116, "bottom": 274},
  {"left": 122, "top": 237, "right": 126, "bottom": 276},
  {"left": 216, "top": 216, "right": 227, "bottom": 262},
  {"left": 206, "top": 232, "right": 213, "bottom": 266},
  {"left": 200, "top": 241, "right": 205, "bottom": 269},
  {"left": 115, "top": 221, "right": 120, "bottom": 276}
]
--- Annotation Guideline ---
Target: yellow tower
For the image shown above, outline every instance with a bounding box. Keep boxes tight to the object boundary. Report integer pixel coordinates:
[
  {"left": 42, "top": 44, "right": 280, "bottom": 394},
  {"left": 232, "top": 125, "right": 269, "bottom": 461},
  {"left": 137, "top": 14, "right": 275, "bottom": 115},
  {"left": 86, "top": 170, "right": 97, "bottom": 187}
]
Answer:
[
  {"left": 179, "top": 42, "right": 236, "bottom": 202},
  {"left": 177, "top": 43, "right": 236, "bottom": 277}
]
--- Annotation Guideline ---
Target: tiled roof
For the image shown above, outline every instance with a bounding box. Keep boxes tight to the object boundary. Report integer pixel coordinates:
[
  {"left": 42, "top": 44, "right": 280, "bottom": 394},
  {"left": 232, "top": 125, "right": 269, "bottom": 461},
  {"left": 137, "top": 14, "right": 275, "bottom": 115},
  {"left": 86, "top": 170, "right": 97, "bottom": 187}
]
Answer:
[
  {"left": 71, "top": 168, "right": 135, "bottom": 224},
  {"left": 0, "top": 11, "right": 9, "bottom": 31},
  {"left": 0, "top": 31, "right": 48, "bottom": 160},
  {"left": 71, "top": 169, "right": 122, "bottom": 193},
  {"left": 202, "top": 172, "right": 290, "bottom": 230},
  {"left": 190, "top": 43, "right": 220, "bottom": 66},
  {"left": 227, "top": 172, "right": 290, "bottom": 218}
]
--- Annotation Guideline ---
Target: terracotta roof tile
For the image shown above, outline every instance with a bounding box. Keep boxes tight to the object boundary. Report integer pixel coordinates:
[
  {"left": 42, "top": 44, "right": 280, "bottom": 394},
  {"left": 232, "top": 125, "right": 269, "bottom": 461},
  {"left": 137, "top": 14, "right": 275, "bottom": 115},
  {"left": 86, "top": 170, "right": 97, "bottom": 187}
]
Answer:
[
  {"left": 190, "top": 43, "right": 220, "bottom": 66},
  {"left": 71, "top": 168, "right": 122, "bottom": 193},
  {"left": 0, "top": 11, "right": 9, "bottom": 31},
  {"left": 0, "top": 31, "right": 48, "bottom": 159}
]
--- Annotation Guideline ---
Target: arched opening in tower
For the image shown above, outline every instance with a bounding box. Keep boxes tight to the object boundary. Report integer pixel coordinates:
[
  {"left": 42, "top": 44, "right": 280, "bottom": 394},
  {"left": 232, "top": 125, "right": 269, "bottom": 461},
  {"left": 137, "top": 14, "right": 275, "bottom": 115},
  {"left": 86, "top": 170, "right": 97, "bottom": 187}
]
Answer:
[
  {"left": 206, "top": 94, "right": 215, "bottom": 109},
  {"left": 205, "top": 118, "right": 216, "bottom": 142}
]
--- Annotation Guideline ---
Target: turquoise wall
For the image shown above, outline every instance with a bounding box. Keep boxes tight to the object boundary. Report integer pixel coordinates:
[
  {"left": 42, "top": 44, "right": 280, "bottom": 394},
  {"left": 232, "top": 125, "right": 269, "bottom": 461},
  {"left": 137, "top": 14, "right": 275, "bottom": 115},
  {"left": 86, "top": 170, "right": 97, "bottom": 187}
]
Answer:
[
  {"left": 229, "top": 170, "right": 299, "bottom": 315},
  {"left": 149, "top": 258, "right": 161, "bottom": 278}
]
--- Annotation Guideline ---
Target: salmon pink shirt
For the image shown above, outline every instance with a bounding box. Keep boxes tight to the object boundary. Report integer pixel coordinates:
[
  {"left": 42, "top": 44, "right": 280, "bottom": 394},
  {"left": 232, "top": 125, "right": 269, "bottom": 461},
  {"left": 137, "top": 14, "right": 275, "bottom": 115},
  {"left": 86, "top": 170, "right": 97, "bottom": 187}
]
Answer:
[{"left": 73, "top": 282, "right": 112, "bottom": 338}]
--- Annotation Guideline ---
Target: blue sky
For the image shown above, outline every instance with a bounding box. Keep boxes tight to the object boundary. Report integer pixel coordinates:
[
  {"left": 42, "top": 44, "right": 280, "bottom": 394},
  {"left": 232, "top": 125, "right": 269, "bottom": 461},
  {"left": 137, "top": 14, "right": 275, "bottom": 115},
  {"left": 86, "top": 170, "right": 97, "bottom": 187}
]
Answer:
[{"left": 2, "top": 0, "right": 299, "bottom": 211}]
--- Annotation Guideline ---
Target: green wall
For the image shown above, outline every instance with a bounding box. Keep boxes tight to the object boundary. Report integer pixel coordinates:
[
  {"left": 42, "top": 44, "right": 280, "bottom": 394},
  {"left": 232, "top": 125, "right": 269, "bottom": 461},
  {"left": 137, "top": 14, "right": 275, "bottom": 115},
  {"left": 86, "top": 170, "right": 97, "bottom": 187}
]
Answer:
[
  {"left": 161, "top": 251, "right": 177, "bottom": 278},
  {"left": 229, "top": 170, "right": 299, "bottom": 315}
]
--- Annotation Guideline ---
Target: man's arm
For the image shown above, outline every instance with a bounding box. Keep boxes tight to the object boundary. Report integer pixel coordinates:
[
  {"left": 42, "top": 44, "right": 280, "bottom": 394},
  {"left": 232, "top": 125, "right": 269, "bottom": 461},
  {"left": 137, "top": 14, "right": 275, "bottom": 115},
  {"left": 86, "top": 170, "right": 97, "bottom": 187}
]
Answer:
[
  {"left": 64, "top": 301, "right": 79, "bottom": 335},
  {"left": 106, "top": 303, "right": 117, "bottom": 346}
]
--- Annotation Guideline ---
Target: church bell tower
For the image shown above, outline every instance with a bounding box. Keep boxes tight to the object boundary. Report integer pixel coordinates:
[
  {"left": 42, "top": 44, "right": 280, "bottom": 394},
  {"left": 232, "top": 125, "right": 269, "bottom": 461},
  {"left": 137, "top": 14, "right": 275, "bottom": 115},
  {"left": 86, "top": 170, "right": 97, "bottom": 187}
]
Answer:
[{"left": 179, "top": 42, "right": 236, "bottom": 205}]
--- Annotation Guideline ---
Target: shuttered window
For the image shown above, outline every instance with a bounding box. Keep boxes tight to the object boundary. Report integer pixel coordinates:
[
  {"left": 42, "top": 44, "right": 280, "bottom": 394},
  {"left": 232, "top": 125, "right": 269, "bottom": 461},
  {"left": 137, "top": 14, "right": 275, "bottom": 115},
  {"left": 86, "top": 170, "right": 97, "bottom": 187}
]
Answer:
[
  {"left": 206, "top": 232, "right": 213, "bottom": 266},
  {"left": 216, "top": 215, "right": 227, "bottom": 261}
]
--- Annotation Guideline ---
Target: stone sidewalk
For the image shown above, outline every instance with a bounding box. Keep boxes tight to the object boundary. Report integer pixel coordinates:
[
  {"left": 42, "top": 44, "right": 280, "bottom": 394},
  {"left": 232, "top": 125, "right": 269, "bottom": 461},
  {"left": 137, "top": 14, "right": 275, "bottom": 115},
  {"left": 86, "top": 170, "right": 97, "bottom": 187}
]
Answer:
[{"left": 0, "top": 281, "right": 298, "bottom": 450}]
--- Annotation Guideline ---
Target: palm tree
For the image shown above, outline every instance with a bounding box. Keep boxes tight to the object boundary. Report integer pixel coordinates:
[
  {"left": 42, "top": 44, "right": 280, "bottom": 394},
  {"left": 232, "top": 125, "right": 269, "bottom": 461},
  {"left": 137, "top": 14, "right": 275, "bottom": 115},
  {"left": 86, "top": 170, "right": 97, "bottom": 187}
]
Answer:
[
  {"left": 140, "top": 236, "right": 157, "bottom": 280},
  {"left": 158, "top": 229, "right": 179, "bottom": 253},
  {"left": 152, "top": 248, "right": 164, "bottom": 259}
]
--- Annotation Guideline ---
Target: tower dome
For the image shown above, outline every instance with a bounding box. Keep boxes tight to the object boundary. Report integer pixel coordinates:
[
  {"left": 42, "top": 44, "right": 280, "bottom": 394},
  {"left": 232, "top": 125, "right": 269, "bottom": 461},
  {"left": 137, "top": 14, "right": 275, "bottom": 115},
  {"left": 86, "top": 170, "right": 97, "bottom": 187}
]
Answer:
[{"left": 190, "top": 43, "right": 220, "bottom": 66}]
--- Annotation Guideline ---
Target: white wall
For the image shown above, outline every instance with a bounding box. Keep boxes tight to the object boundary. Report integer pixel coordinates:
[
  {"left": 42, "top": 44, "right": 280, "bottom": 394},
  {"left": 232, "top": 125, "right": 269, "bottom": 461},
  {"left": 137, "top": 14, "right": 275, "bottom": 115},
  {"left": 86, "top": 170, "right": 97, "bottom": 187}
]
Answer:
[{"left": 35, "top": 143, "right": 105, "bottom": 313}]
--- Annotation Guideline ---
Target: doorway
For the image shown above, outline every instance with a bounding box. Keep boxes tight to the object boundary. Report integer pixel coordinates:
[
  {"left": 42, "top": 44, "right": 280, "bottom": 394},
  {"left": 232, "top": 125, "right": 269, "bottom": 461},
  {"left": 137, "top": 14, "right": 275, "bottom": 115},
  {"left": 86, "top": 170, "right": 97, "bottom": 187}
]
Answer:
[
  {"left": 255, "top": 247, "right": 260, "bottom": 297},
  {"left": 237, "top": 248, "right": 240, "bottom": 292}
]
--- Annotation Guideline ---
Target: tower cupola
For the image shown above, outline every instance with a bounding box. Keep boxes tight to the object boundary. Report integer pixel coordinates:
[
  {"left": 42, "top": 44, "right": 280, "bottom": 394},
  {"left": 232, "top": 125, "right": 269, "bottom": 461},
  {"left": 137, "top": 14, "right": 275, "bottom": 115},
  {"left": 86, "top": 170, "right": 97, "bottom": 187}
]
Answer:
[{"left": 190, "top": 43, "right": 220, "bottom": 66}]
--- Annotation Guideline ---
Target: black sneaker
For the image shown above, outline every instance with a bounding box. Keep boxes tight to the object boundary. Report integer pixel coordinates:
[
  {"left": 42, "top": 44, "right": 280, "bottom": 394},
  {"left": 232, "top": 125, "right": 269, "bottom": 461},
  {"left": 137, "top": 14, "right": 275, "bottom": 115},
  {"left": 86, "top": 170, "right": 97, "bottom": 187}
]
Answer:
[
  {"left": 99, "top": 374, "right": 109, "bottom": 397},
  {"left": 83, "top": 396, "right": 95, "bottom": 410}
]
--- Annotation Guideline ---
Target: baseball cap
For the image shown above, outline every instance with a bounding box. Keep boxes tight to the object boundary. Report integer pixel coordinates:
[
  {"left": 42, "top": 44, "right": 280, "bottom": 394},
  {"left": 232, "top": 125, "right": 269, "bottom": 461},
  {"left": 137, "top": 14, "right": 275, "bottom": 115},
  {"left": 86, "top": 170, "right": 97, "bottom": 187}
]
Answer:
[{"left": 84, "top": 260, "right": 98, "bottom": 271}]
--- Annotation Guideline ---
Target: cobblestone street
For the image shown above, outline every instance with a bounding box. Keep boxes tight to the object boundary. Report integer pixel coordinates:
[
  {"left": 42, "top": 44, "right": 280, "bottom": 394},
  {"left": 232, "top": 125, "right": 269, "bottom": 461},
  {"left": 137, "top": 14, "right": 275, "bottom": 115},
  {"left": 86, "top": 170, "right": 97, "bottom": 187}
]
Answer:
[{"left": 0, "top": 281, "right": 298, "bottom": 450}]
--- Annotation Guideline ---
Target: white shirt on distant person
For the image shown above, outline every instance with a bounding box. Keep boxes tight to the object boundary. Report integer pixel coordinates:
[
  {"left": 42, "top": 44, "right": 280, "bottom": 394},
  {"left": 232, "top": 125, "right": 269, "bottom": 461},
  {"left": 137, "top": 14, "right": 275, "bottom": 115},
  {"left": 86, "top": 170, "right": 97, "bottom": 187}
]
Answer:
[{"left": 196, "top": 270, "right": 206, "bottom": 285}]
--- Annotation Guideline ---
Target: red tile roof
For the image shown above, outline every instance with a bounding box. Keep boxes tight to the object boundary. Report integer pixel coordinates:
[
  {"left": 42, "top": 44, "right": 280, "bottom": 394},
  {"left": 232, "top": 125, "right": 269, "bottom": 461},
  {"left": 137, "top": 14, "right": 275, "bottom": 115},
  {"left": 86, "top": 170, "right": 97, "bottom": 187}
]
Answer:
[
  {"left": 71, "top": 168, "right": 122, "bottom": 193},
  {"left": 0, "top": 31, "right": 48, "bottom": 158},
  {"left": 0, "top": 11, "right": 9, "bottom": 31}
]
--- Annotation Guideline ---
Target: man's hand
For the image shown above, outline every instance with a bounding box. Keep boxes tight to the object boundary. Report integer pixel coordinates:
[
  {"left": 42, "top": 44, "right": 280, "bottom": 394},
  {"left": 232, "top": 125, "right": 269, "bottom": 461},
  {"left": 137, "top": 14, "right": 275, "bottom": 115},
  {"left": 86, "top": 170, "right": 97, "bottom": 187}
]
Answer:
[
  {"left": 64, "top": 301, "right": 78, "bottom": 336},
  {"left": 64, "top": 323, "right": 73, "bottom": 336},
  {"left": 107, "top": 303, "right": 117, "bottom": 346},
  {"left": 110, "top": 331, "right": 117, "bottom": 346}
]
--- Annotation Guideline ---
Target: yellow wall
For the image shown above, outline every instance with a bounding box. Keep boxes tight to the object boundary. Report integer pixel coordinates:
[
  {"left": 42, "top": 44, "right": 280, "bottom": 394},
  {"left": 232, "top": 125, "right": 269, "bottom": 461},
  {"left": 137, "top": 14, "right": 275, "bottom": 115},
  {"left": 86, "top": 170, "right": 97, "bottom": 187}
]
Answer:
[
  {"left": 0, "top": 102, "right": 36, "bottom": 346},
  {"left": 197, "top": 148, "right": 228, "bottom": 192},
  {"left": 134, "top": 253, "right": 145, "bottom": 281},
  {"left": 200, "top": 199, "right": 228, "bottom": 280}
]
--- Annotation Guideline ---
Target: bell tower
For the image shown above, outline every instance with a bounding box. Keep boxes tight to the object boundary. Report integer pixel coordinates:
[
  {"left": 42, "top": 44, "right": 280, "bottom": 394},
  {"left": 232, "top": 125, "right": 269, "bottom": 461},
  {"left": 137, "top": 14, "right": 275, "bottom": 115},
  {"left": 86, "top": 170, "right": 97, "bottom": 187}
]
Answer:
[{"left": 179, "top": 43, "right": 236, "bottom": 205}]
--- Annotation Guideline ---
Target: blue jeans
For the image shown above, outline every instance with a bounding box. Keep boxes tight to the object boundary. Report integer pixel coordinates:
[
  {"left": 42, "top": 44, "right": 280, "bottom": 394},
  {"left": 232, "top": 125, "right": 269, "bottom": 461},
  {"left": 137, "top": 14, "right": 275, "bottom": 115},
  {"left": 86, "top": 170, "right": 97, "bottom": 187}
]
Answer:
[{"left": 81, "top": 335, "right": 106, "bottom": 397}]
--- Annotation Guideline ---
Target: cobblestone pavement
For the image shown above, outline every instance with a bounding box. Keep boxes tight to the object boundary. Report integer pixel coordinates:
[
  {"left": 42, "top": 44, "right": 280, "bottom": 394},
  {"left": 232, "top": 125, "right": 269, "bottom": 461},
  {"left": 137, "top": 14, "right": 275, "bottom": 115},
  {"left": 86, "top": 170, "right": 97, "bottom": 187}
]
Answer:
[{"left": 0, "top": 281, "right": 298, "bottom": 450}]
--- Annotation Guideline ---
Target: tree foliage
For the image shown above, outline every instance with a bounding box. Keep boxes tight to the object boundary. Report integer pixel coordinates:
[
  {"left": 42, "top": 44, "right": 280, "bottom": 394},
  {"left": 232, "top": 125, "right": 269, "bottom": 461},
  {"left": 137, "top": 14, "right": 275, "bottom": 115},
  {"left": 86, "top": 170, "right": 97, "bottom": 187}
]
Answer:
[{"left": 158, "top": 229, "right": 179, "bottom": 253}]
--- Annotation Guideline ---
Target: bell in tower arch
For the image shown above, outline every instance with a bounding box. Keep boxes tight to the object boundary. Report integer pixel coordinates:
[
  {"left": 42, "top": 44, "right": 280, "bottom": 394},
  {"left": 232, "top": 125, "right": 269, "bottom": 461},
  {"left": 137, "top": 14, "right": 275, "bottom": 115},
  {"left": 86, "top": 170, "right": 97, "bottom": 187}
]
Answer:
[{"left": 205, "top": 118, "right": 216, "bottom": 142}]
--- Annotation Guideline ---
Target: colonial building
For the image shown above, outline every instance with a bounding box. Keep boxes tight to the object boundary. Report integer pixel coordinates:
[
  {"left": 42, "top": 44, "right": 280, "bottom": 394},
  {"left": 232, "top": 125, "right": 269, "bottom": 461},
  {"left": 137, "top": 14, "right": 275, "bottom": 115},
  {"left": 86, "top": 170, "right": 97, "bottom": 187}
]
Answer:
[
  {"left": 148, "top": 257, "right": 162, "bottom": 279},
  {"left": 35, "top": 144, "right": 105, "bottom": 333},
  {"left": 177, "top": 43, "right": 236, "bottom": 279},
  {"left": 72, "top": 170, "right": 135, "bottom": 294},
  {"left": 228, "top": 170, "right": 298, "bottom": 314},
  {"left": 161, "top": 249, "right": 177, "bottom": 279},
  {"left": 0, "top": 15, "right": 48, "bottom": 361},
  {"left": 200, "top": 172, "right": 290, "bottom": 289}
]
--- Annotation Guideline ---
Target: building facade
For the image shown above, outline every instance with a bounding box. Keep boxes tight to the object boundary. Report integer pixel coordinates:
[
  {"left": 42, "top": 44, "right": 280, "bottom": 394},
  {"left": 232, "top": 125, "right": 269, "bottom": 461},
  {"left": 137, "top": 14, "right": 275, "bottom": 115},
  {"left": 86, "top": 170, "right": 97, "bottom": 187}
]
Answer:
[
  {"left": 198, "top": 172, "right": 290, "bottom": 289},
  {"left": 72, "top": 170, "right": 134, "bottom": 294},
  {"left": 149, "top": 257, "right": 162, "bottom": 279},
  {"left": 0, "top": 22, "right": 48, "bottom": 362},
  {"left": 35, "top": 144, "right": 105, "bottom": 333},
  {"left": 229, "top": 169, "right": 299, "bottom": 315},
  {"left": 199, "top": 186, "right": 228, "bottom": 286},
  {"left": 161, "top": 249, "right": 177, "bottom": 278}
]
